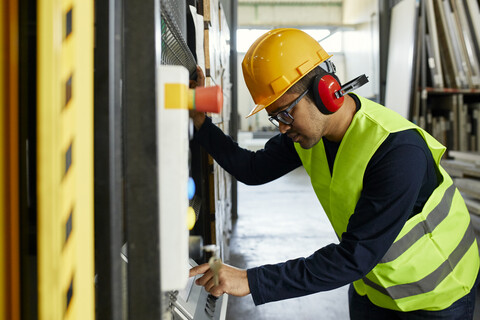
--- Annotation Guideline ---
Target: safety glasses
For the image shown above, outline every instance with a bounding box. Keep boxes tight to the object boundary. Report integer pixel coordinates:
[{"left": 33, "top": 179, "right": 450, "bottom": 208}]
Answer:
[{"left": 268, "top": 88, "right": 309, "bottom": 128}]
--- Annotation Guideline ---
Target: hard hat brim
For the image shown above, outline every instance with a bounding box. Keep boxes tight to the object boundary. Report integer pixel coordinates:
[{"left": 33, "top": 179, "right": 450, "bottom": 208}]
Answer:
[
  {"left": 246, "top": 103, "right": 266, "bottom": 118},
  {"left": 246, "top": 91, "right": 285, "bottom": 118}
]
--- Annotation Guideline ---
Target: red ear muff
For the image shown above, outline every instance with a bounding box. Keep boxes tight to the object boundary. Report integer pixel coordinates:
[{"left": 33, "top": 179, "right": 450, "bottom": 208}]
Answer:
[
  {"left": 312, "top": 74, "right": 344, "bottom": 114},
  {"left": 312, "top": 73, "right": 370, "bottom": 115}
]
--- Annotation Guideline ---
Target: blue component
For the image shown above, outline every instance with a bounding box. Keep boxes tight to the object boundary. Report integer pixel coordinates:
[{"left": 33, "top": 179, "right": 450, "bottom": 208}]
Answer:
[{"left": 188, "top": 177, "right": 196, "bottom": 200}]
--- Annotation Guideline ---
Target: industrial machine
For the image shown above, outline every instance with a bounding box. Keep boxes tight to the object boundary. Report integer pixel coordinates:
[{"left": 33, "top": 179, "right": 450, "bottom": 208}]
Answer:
[
  {"left": 156, "top": 63, "right": 223, "bottom": 290},
  {"left": 0, "top": 0, "right": 233, "bottom": 319}
]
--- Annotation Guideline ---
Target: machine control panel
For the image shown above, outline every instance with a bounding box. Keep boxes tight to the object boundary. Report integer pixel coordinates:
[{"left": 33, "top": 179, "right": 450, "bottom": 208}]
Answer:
[{"left": 170, "top": 259, "right": 227, "bottom": 320}]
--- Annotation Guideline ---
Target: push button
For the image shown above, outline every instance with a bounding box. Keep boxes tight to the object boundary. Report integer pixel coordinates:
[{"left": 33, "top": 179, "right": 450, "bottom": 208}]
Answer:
[{"left": 204, "top": 294, "right": 217, "bottom": 318}]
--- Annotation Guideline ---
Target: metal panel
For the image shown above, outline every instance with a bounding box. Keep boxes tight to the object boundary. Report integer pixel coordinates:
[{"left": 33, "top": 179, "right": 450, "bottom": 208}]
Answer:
[
  {"left": 157, "top": 66, "right": 190, "bottom": 291},
  {"left": 384, "top": 0, "right": 419, "bottom": 119},
  {"left": 228, "top": 0, "right": 238, "bottom": 220},
  {"left": 124, "top": 0, "right": 163, "bottom": 318},
  {"left": 93, "top": 0, "right": 125, "bottom": 319},
  {"left": 37, "top": 0, "right": 95, "bottom": 319},
  {"left": 18, "top": 0, "right": 38, "bottom": 318},
  {"left": 160, "top": 0, "right": 196, "bottom": 75}
]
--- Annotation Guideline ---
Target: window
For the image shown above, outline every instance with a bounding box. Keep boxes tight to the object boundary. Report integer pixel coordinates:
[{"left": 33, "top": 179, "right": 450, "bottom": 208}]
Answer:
[{"left": 236, "top": 28, "right": 343, "bottom": 53}]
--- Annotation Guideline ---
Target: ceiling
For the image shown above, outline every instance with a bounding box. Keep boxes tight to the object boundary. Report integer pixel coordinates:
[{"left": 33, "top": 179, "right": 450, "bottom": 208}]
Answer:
[{"left": 237, "top": 0, "right": 344, "bottom": 28}]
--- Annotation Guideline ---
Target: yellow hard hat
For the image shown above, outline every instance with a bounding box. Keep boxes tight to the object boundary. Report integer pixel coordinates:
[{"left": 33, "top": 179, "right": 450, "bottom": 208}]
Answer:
[{"left": 242, "top": 28, "right": 332, "bottom": 118}]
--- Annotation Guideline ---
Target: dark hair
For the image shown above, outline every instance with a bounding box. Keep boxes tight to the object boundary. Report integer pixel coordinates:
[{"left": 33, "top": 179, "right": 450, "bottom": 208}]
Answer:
[{"left": 287, "top": 65, "right": 341, "bottom": 104}]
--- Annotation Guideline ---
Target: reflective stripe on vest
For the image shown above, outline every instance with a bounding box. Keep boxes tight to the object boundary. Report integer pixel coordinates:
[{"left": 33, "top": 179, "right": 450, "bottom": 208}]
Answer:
[
  {"left": 295, "top": 95, "right": 479, "bottom": 311},
  {"left": 379, "top": 184, "right": 456, "bottom": 264},
  {"left": 364, "top": 220, "right": 476, "bottom": 300}
]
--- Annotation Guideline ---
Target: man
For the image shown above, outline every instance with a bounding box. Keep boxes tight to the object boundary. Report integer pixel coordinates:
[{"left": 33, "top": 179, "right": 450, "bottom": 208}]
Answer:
[{"left": 189, "top": 28, "right": 480, "bottom": 319}]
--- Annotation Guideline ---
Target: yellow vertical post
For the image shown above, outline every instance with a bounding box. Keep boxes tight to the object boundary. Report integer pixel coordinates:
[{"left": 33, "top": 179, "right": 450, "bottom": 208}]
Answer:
[
  {"left": 37, "top": 0, "right": 62, "bottom": 317},
  {"left": 0, "top": 0, "right": 20, "bottom": 319},
  {"left": 37, "top": 0, "right": 94, "bottom": 319},
  {"left": 70, "top": 0, "right": 95, "bottom": 317},
  {"left": 7, "top": 0, "right": 20, "bottom": 318},
  {"left": 0, "top": 1, "right": 7, "bottom": 318}
]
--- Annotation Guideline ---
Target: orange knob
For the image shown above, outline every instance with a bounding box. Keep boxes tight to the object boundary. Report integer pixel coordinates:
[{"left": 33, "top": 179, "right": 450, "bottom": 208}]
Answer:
[{"left": 188, "top": 86, "right": 223, "bottom": 113}]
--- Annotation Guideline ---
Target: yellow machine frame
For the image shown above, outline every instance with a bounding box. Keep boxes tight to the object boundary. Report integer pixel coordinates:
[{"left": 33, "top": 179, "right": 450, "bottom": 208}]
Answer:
[
  {"left": 0, "top": 0, "right": 20, "bottom": 319},
  {"left": 37, "top": 0, "right": 95, "bottom": 319}
]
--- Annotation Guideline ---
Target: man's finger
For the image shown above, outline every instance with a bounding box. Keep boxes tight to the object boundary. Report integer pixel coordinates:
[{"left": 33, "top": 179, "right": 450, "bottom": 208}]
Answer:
[
  {"left": 204, "top": 278, "right": 224, "bottom": 297},
  {"left": 189, "top": 263, "right": 211, "bottom": 277},
  {"left": 196, "top": 65, "right": 204, "bottom": 77},
  {"left": 195, "top": 270, "right": 213, "bottom": 287},
  {"left": 196, "top": 65, "right": 205, "bottom": 86},
  {"left": 204, "top": 277, "right": 215, "bottom": 293}
]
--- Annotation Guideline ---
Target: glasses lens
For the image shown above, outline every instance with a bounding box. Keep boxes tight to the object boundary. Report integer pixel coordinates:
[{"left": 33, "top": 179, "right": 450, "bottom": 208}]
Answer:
[
  {"left": 269, "top": 117, "right": 279, "bottom": 127},
  {"left": 277, "top": 112, "right": 293, "bottom": 125}
]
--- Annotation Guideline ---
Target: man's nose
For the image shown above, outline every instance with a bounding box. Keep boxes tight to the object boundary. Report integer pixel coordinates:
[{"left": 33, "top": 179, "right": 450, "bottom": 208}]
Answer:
[{"left": 278, "top": 122, "right": 291, "bottom": 134}]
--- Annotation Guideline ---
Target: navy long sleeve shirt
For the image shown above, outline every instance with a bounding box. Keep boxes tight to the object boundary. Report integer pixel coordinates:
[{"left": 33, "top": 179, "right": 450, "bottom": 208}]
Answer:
[{"left": 192, "top": 95, "right": 438, "bottom": 305}]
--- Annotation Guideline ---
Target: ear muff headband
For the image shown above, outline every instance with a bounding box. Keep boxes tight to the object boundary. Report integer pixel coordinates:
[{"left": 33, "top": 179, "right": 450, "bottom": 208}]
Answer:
[{"left": 312, "top": 73, "right": 369, "bottom": 115}]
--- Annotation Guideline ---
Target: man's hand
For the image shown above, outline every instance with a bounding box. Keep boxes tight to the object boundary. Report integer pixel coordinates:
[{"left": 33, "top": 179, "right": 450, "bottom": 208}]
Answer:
[
  {"left": 189, "top": 263, "right": 251, "bottom": 298},
  {"left": 189, "top": 110, "right": 206, "bottom": 130},
  {"left": 189, "top": 65, "right": 205, "bottom": 88},
  {"left": 189, "top": 65, "right": 206, "bottom": 130}
]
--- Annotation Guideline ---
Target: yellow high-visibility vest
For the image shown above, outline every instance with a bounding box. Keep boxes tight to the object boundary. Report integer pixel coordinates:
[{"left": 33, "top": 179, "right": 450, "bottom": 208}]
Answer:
[{"left": 295, "top": 95, "right": 479, "bottom": 311}]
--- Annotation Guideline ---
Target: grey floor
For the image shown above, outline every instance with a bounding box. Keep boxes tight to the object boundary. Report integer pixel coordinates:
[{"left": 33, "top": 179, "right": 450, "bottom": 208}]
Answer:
[{"left": 226, "top": 167, "right": 350, "bottom": 320}]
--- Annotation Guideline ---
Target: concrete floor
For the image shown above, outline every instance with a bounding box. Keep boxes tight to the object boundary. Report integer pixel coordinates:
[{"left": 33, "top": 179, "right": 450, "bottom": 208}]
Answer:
[{"left": 226, "top": 167, "right": 349, "bottom": 320}]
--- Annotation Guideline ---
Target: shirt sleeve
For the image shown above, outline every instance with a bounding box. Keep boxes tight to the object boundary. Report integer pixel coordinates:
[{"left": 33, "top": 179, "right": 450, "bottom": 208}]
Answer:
[
  {"left": 247, "top": 131, "right": 436, "bottom": 305},
  {"left": 192, "top": 116, "right": 302, "bottom": 185}
]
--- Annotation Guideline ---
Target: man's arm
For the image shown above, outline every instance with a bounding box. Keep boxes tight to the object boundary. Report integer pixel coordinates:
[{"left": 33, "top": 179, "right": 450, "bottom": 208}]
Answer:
[{"left": 192, "top": 116, "right": 302, "bottom": 185}]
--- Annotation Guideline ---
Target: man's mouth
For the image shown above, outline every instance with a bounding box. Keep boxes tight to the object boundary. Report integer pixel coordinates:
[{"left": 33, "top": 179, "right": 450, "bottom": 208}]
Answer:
[{"left": 288, "top": 133, "right": 300, "bottom": 142}]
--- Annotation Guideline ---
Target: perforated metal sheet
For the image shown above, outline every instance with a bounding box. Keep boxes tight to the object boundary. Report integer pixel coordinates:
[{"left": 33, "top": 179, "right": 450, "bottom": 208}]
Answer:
[{"left": 160, "top": 0, "right": 197, "bottom": 76}]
